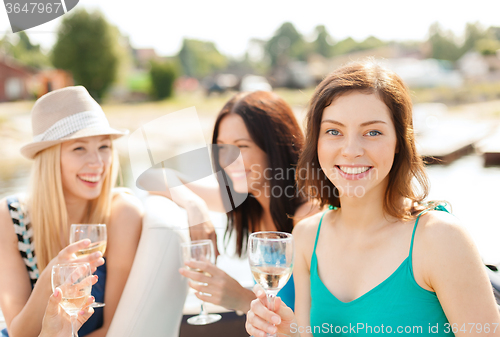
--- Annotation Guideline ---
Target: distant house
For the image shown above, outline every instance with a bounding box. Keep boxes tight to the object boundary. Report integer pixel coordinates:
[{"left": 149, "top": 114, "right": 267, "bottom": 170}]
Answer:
[
  {"left": 458, "top": 51, "right": 500, "bottom": 82},
  {"left": 133, "top": 48, "right": 160, "bottom": 68},
  {"left": 0, "top": 55, "right": 33, "bottom": 102},
  {"left": 458, "top": 52, "right": 489, "bottom": 78},
  {"left": 381, "top": 58, "right": 463, "bottom": 88},
  {"left": 33, "top": 69, "right": 73, "bottom": 97}
]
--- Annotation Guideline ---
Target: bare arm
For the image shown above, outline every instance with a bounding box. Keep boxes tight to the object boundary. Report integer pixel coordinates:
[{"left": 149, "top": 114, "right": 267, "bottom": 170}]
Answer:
[
  {"left": 147, "top": 169, "right": 222, "bottom": 256},
  {"left": 245, "top": 216, "right": 322, "bottom": 337},
  {"left": 84, "top": 192, "right": 143, "bottom": 337},
  {"left": 423, "top": 212, "right": 500, "bottom": 336},
  {"left": 145, "top": 168, "right": 225, "bottom": 212},
  {"left": 179, "top": 260, "right": 255, "bottom": 312},
  {"left": 292, "top": 219, "right": 315, "bottom": 337},
  {"left": 0, "top": 198, "right": 105, "bottom": 337}
]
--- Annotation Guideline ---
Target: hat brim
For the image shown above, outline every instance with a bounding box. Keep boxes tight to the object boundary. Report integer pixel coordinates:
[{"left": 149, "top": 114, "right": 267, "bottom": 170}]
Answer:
[{"left": 20, "top": 127, "right": 129, "bottom": 159}]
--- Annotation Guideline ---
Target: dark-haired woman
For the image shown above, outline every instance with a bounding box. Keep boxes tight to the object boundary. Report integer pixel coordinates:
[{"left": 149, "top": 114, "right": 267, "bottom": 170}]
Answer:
[
  {"left": 245, "top": 61, "right": 500, "bottom": 336},
  {"left": 155, "top": 90, "right": 321, "bottom": 313}
]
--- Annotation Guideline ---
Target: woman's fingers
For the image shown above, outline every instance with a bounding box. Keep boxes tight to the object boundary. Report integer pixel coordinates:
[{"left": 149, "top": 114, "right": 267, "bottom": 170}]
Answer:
[
  {"left": 250, "top": 284, "right": 283, "bottom": 323},
  {"left": 72, "top": 252, "right": 105, "bottom": 269},
  {"left": 44, "top": 288, "right": 62, "bottom": 317},
  {"left": 56, "top": 240, "right": 105, "bottom": 272},
  {"left": 179, "top": 268, "right": 212, "bottom": 284},
  {"left": 77, "top": 296, "right": 95, "bottom": 327},
  {"left": 246, "top": 308, "right": 278, "bottom": 337},
  {"left": 193, "top": 290, "right": 213, "bottom": 302},
  {"left": 62, "top": 239, "right": 91, "bottom": 255}
]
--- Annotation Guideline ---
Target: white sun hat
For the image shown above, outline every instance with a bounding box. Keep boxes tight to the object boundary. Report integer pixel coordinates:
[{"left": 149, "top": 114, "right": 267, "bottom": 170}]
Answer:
[{"left": 20, "top": 86, "right": 128, "bottom": 159}]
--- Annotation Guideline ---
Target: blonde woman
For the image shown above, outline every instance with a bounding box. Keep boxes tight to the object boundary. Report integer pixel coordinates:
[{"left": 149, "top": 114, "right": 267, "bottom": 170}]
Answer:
[{"left": 0, "top": 86, "right": 143, "bottom": 337}]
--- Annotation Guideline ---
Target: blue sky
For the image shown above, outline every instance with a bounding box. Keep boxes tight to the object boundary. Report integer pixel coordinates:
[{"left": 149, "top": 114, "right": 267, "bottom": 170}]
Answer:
[{"left": 1, "top": 0, "right": 499, "bottom": 57}]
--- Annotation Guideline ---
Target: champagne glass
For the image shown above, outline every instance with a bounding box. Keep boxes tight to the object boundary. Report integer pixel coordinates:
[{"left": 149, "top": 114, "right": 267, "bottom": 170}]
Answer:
[
  {"left": 70, "top": 224, "right": 106, "bottom": 308},
  {"left": 51, "top": 263, "right": 92, "bottom": 337},
  {"left": 181, "top": 239, "right": 222, "bottom": 325},
  {"left": 248, "top": 232, "right": 294, "bottom": 337}
]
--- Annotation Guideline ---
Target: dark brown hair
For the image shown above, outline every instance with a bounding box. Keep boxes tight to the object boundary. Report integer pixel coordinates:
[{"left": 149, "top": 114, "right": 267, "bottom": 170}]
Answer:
[
  {"left": 212, "top": 91, "right": 305, "bottom": 256},
  {"left": 297, "top": 59, "right": 429, "bottom": 219}
]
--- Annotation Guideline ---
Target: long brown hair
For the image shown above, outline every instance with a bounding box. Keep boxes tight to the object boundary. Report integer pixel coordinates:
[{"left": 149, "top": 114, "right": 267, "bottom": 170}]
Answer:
[
  {"left": 297, "top": 59, "right": 429, "bottom": 219},
  {"left": 212, "top": 91, "right": 305, "bottom": 256}
]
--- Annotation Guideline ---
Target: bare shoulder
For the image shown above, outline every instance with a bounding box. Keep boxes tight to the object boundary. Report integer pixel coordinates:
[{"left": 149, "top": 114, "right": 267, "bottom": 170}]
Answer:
[
  {"left": 417, "top": 210, "right": 472, "bottom": 251},
  {"left": 294, "top": 210, "right": 324, "bottom": 232},
  {"left": 0, "top": 198, "right": 15, "bottom": 242},
  {"left": 109, "top": 190, "right": 144, "bottom": 230},
  {"left": 416, "top": 210, "right": 481, "bottom": 280},
  {"left": 293, "top": 211, "right": 325, "bottom": 247},
  {"left": 293, "top": 200, "right": 323, "bottom": 224},
  {"left": 0, "top": 198, "right": 11, "bottom": 224},
  {"left": 111, "top": 189, "right": 144, "bottom": 217}
]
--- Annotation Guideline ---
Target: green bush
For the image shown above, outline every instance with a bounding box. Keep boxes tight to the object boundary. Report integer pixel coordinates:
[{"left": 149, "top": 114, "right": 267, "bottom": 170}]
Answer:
[{"left": 149, "top": 60, "right": 178, "bottom": 100}]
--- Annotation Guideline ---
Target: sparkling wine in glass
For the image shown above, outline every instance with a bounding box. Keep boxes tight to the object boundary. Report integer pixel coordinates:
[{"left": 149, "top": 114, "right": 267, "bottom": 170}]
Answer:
[
  {"left": 181, "top": 239, "right": 222, "bottom": 325},
  {"left": 70, "top": 224, "right": 106, "bottom": 308},
  {"left": 70, "top": 224, "right": 107, "bottom": 256},
  {"left": 51, "top": 263, "right": 92, "bottom": 337},
  {"left": 248, "top": 232, "right": 294, "bottom": 337}
]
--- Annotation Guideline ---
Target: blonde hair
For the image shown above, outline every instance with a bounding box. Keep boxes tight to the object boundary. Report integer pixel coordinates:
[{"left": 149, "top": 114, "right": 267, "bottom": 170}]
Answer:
[{"left": 28, "top": 140, "right": 119, "bottom": 271}]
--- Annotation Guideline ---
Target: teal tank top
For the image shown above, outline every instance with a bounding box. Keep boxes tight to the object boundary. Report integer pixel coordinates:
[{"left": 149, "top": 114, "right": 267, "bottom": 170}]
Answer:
[{"left": 309, "top": 204, "right": 454, "bottom": 336}]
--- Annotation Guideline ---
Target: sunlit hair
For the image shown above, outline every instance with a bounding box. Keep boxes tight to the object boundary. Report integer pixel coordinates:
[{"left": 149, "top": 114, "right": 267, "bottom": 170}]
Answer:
[
  {"left": 212, "top": 91, "right": 305, "bottom": 256},
  {"left": 297, "top": 59, "right": 429, "bottom": 219},
  {"left": 28, "top": 138, "right": 119, "bottom": 271}
]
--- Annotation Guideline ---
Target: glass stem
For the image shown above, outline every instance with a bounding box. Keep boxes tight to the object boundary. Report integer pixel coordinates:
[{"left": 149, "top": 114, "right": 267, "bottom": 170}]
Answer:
[
  {"left": 200, "top": 301, "right": 208, "bottom": 317},
  {"left": 267, "top": 292, "right": 276, "bottom": 312},
  {"left": 267, "top": 292, "right": 278, "bottom": 337},
  {"left": 70, "top": 314, "right": 79, "bottom": 337}
]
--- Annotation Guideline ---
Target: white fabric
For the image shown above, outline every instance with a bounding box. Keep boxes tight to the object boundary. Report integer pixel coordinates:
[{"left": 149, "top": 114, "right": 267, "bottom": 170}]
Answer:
[
  {"left": 106, "top": 195, "right": 189, "bottom": 337},
  {"left": 32, "top": 110, "right": 110, "bottom": 142}
]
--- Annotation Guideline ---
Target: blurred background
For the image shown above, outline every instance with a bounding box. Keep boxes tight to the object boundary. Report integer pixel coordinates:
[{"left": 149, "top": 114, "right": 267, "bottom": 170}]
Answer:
[{"left": 0, "top": 0, "right": 499, "bottom": 271}]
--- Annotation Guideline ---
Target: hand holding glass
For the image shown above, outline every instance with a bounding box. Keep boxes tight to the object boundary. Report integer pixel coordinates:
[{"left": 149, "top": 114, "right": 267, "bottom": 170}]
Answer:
[
  {"left": 248, "top": 232, "right": 294, "bottom": 337},
  {"left": 51, "top": 262, "right": 92, "bottom": 337},
  {"left": 181, "top": 239, "right": 222, "bottom": 325},
  {"left": 70, "top": 224, "right": 106, "bottom": 308}
]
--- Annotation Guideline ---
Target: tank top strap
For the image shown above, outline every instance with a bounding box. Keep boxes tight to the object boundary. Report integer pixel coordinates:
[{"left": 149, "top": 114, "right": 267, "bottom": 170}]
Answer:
[
  {"left": 408, "top": 201, "right": 451, "bottom": 264},
  {"left": 313, "top": 211, "right": 328, "bottom": 255}
]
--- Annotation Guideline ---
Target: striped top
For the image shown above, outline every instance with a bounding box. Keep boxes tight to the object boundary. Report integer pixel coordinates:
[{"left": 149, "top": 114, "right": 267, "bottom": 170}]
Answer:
[{"left": 6, "top": 196, "right": 39, "bottom": 287}]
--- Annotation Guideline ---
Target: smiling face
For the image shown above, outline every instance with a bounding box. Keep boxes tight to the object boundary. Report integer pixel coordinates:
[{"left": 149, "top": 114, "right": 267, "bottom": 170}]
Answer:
[
  {"left": 216, "top": 113, "right": 269, "bottom": 195},
  {"left": 60, "top": 135, "right": 112, "bottom": 202},
  {"left": 317, "top": 91, "right": 398, "bottom": 199}
]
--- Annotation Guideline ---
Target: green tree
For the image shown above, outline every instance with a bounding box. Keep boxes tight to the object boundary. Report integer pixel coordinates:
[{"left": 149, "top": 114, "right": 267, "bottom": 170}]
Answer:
[
  {"left": 462, "top": 22, "right": 486, "bottom": 55},
  {"left": 427, "top": 22, "right": 461, "bottom": 61},
  {"left": 476, "top": 38, "right": 500, "bottom": 55},
  {"left": 149, "top": 60, "right": 179, "bottom": 100},
  {"left": 332, "top": 37, "right": 358, "bottom": 56},
  {"left": 487, "top": 26, "right": 500, "bottom": 41},
  {"left": 358, "top": 36, "right": 385, "bottom": 51},
  {"left": 51, "top": 9, "right": 120, "bottom": 99},
  {"left": 265, "top": 22, "right": 309, "bottom": 68},
  {"left": 177, "top": 39, "right": 227, "bottom": 78},
  {"left": 312, "top": 25, "right": 334, "bottom": 58},
  {"left": 0, "top": 32, "right": 49, "bottom": 69}
]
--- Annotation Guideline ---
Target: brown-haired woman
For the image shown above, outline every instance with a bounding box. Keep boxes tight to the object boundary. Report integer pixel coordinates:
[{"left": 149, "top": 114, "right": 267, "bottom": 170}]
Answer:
[
  {"left": 246, "top": 60, "right": 500, "bottom": 336},
  {"left": 156, "top": 90, "right": 321, "bottom": 313}
]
